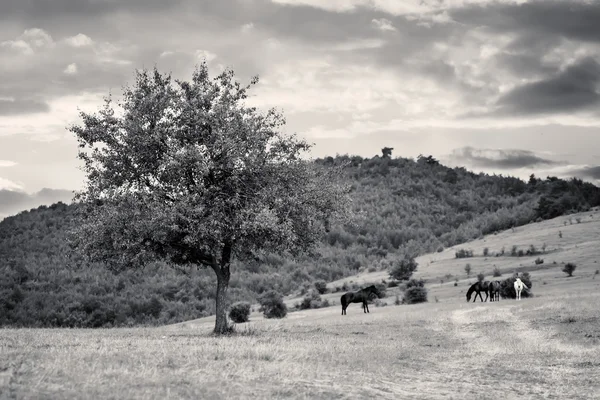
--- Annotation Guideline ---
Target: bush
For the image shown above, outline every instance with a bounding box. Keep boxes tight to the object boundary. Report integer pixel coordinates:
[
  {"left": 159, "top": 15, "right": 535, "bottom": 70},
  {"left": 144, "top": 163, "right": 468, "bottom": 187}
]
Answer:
[
  {"left": 464, "top": 263, "right": 472, "bottom": 277},
  {"left": 258, "top": 290, "right": 287, "bottom": 319},
  {"left": 483, "top": 247, "right": 489, "bottom": 256},
  {"left": 300, "top": 290, "right": 326, "bottom": 310},
  {"left": 562, "top": 263, "right": 577, "bottom": 277},
  {"left": 389, "top": 257, "right": 418, "bottom": 281},
  {"left": 229, "top": 301, "right": 251, "bottom": 323},
  {"left": 534, "top": 258, "right": 544, "bottom": 265},
  {"left": 499, "top": 273, "right": 533, "bottom": 299},
  {"left": 314, "top": 280, "right": 328, "bottom": 294},
  {"left": 404, "top": 286, "right": 428, "bottom": 304},
  {"left": 492, "top": 266, "right": 502, "bottom": 277},
  {"left": 476, "top": 273, "right": 485, "bottom": 282},
  {"left": 373, "top": 283, "right": 387, "bottom": 298},
  {"left": 455, "top": 249, "right": 474, "bottom": 258}
]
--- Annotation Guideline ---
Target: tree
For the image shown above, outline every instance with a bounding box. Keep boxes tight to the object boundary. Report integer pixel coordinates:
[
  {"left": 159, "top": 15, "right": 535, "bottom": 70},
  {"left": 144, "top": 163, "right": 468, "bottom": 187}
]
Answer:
[
  {"left": 69, "top": 64, "right": 350, "bottom": 334},
  {"left": 389, "top": 257, "right": 418, "bottom": 281},
  {"left": 562, "top": 263, "right": 577, "bottom": 277},
  {"left": 464, "top": 263, "right": 472, "bottom": 277},
  {"left": 381, "top": 147, "right": 394, "bottom": 158}
]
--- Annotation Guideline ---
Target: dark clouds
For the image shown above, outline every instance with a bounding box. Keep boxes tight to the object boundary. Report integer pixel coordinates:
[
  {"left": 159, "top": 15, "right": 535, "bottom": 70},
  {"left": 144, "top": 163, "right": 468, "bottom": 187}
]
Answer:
[
  {"left": 572, "top": 166, "right": 600, "bottom": 180},
  {"left": 450, "top": 146, "right": 562, "bottom": 169},
  {"left": 450, "top": 0, "right": 600, "bottom": 44},
  {"left": 495, "top": 57, "right": 600, "bottom": 116},
  {"left": 0, "top": 188, "right": 73, "bottom": 219},
  {"left": 0, "top": 98, "right": 49, "bottom": 115}
]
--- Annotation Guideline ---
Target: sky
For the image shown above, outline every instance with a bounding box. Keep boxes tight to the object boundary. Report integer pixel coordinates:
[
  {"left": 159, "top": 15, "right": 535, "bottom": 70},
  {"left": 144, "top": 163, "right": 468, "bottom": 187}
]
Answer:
[{"left": 1, "top": 0, "right": 600, "bottom": 218}]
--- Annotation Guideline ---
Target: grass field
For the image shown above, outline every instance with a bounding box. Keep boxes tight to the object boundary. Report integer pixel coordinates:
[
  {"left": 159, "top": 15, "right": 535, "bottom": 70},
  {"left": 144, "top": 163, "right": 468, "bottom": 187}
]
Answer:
[{"left": 2, "top": 210, "right": 600, "bottom": 399}]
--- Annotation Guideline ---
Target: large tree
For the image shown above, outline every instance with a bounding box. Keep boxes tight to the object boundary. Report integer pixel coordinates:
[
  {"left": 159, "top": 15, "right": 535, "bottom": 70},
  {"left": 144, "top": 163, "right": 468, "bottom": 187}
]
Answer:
[{"left": 69, "top": 64, "right": 350, "bottom": 334}]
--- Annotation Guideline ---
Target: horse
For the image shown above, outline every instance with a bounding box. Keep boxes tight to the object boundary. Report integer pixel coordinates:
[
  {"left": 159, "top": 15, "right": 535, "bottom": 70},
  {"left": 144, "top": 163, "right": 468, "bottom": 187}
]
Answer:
[
  {"left": 488, "top": 280, "right": 501, "bottom": 301},
  {"left": 514, "top": 278, "right": 528, "bottom": 300},
  {"left": 466, "top": 281, "right": 490, "bottom": 302},
  {"left": 340, "top": 285, "right": 379, "bottom": 315}
]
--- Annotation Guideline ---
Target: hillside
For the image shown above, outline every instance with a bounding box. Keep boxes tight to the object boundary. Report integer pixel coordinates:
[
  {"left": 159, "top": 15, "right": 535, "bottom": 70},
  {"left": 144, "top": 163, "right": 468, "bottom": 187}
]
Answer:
[{"left": 2, "top": 154, "right": 600, "bottom": 328}]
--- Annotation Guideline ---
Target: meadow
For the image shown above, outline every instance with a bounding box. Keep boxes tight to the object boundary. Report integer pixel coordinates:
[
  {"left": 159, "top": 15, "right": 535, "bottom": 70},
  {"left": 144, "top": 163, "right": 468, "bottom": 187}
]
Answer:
[{"left": 2, "top": 210, "right": 600, "bottom": 399}]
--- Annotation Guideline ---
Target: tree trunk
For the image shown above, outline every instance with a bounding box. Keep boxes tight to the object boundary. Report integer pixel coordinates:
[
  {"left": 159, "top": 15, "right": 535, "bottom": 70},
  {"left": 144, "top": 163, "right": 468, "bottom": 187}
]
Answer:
[
  {"left": 213, "top": 241, "right": 232, "bottom": 335},
  {"left": 214, "top": 270, "right": 230, "bottom": 334}
]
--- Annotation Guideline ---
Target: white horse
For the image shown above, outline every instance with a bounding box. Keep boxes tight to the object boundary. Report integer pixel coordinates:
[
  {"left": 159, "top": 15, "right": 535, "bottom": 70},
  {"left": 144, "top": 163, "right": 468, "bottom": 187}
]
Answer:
[{"left": 514, "top": 278, "right": 528, "bottom": 300}]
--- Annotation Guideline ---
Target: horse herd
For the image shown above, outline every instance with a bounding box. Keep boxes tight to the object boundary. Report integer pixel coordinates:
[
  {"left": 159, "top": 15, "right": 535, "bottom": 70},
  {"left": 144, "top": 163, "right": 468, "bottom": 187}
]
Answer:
[
  {"left": 340, "top": 278, "right": 530, "bottom": 315},
  {"left": 466, "top": 278, "right": 529, "bottom": 302}
]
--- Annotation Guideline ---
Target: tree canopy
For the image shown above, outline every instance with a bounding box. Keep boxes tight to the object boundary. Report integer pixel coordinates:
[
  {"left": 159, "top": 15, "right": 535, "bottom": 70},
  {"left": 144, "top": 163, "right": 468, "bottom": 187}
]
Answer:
[{"left": 69, "top": 63, "right": 350, "bottom": 333}]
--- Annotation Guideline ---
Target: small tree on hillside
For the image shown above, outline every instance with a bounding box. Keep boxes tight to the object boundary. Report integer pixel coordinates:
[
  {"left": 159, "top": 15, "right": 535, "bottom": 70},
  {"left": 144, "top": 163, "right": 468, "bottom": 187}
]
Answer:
[
  {"left": 465, "top": 263, "right": 472, "bottom": 277},
  {"left": 389, "top": 257, "right": 418, "bottom": 281},
  {"left": 562, "top": 263, "right": 577, "bottom": 277},
  {"left": 69, "top": 64, "right": 351, "bottom": 334}
]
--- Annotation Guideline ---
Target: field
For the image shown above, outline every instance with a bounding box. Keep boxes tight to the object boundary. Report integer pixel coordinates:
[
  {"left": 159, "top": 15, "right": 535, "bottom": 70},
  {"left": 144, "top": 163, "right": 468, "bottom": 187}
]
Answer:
[{"left": 2, "top": 210, "right": 600, "bottom": 399}]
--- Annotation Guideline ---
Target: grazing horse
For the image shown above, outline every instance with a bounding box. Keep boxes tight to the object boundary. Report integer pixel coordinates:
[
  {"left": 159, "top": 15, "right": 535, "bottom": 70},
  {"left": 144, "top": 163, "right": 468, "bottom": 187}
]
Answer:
[
  {"left": 466, "top": 281, "right": 490, "bottom": 302},
  {"left": 489, "top": 280, "right": 501, "bottom": 301},
  {"left": 341, "top": 285, "right": 379, "bottom": 315},
  {"left": 514, "top": 278, "right": 528, "bottom": 300}
]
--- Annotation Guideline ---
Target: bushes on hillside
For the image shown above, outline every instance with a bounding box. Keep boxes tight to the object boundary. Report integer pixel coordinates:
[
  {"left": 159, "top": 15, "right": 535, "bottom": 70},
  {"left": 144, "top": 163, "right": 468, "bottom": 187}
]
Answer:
[
  {"left": 229, "top": 301, "right": 251, "bottom": 323},
  {"left": 298, "top": 290, "right": 330, "bottom": 310},
  {"left": 562, "top": 263, "right": 577, "bottom": 277},
  {"left": 403, "top": 279, "right": 428, "bottom": 304},
  {"left": 389, "top": 257, "right": 418, "bottom": 281},
  {"left": 314, "top": 280, "right": 328, "bottom": 294},
  {"left": 258, "top": 290, "right": 287, "bottom": 319},
  {"left": 455, "top": 249, "right": 474, "bottom": 258},
  {"left": 500, "top": 273, "right": 533, "bottom": 299}
]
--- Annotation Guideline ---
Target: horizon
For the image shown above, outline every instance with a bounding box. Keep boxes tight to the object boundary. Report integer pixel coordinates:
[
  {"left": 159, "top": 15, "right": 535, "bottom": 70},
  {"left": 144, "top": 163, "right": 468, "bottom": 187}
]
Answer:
[{"left": 2, "top": 0, "right": 600, "bottom": 217}]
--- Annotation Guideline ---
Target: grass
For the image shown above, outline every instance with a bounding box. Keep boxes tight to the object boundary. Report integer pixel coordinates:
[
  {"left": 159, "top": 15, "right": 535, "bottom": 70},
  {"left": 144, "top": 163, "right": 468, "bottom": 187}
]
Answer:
[
  {"left": 2, "top": 292, "right": 600, "bottom": 399},
  {"left": 2, "top": 209, "right": 600, "bottom": 399}
]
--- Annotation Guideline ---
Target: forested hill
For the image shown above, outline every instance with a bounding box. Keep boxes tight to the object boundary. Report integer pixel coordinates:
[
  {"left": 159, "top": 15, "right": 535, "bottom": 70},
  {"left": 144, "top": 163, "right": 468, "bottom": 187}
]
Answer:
[{"left": 2, "top": 154, "right": 599, "bottom": 328}]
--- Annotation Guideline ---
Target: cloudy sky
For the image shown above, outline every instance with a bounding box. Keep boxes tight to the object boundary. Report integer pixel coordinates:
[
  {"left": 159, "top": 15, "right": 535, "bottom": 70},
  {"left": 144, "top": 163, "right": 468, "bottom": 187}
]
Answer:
[{"left": 1, "top": 0, "right": 600, "bottom": 218}]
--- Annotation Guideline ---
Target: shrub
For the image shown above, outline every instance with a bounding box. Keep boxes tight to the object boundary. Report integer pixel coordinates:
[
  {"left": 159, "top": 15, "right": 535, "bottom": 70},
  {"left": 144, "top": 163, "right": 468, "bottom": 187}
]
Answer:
[
  {"left": 314, "top": 280, "right": 328, "bottom": 294},
  {"left": 559, "top": 231, "right": 563, "bottom": 238},
  {"left": 476, "top": 273, "right": 485, "bottom": 282},
  {"left": 300, "top": 291, "right": 322, "bottom": 310},
  {"left": 464, "top": 263, "right": 472, "bottom": 277},
  {"left": 562, "top": 263, "right": 577, "bottom": 277},
  {"left": 511, "top": 245, "right": 518, "bottom": 256},
  {"left": 534, "top": 258, "right": 544, "bottom": 265},
  {"left": 483, "top": 247, "right": 489, "bottom": 256},
  {"left": 499, "top": 273, "right": 533, "bottom": 299},
  {"left": 258, "top": 290, "right": 287, "bottom": 319},
  {"left": 228, "top": 301, "right": 251, "bottom": 323},
  {"left": 455, "top": 249, "right": 474, "bottom": 258},
  {"left": 404, "top": 286, "right": 428, "bottom": 304},
  {"left": 493, "top": 266, "right": 502, "bottom": 277},
  {"left": 387, "top": 280, "right": 399, "bottom": 288},
  {"left": 389, "top": 257, "right": 418, "bottom": 281},
  {"left": 373, "top": 283, "right": 387, "bottom": 299}
]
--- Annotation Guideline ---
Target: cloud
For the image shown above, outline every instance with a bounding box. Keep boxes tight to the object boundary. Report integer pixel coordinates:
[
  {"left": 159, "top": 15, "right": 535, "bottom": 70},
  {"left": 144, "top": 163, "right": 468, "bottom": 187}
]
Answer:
[
  {"left": 450, "top": 0, "right": 600, "bottom": 44},
  {"left": 448, "top": 146, "right": 562, "bottom": 169},
  {"left": 64, "top": 63, "right": 78, "bottom": 75},
  {"left": 371, "top": 18, "right": 396, "bottom": 32},
  {"left": 241, "top": 23, "right": 254, "bottom": 33},
  {"left": 0, "top": 98, "right": 50, "bottom": 116},
  {"left": 494, "top": 57, "right": 600, "bottom": 116},
  {"left": 65, "top": 33, "right": 93, "bottom": 47},
  {"left": 0, "top": 177, "right": 24, "bottom": 191},
  {"left": 0, "top": 188, "right": 74, "bottom": 220},
  {"left": 571, "top": 165, "right": 600, "bottom": 180},
  {"left": 0, "top": 160, "right": 17, "bottom": 167},
  {"left": 195, "top": 49, "right": 217, "bottom": 62}
]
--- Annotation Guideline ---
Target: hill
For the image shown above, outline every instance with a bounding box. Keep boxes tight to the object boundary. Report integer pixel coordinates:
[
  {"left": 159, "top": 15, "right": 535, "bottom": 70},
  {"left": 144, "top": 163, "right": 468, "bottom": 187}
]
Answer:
[
  {"left": 3, "top": 207, "right": 599, "bottom": 398},
  {"left": 1, "top": 154, "right": 600, "bottom": 328}
]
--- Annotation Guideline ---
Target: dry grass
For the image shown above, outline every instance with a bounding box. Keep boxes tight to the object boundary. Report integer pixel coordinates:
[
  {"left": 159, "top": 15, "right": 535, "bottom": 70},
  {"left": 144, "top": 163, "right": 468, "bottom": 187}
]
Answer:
[
  {"left": 2, "top": 210, "right": 600, "bottom": 399},
  {"left": 2, "top": 292, "right": 600, "bottom": 399}
]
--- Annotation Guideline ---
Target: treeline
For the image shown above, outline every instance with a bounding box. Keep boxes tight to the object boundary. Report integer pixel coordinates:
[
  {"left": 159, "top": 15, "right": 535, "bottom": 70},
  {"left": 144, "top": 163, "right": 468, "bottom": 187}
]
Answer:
[{"left": 2, "top": 154, "right": 599, "bottom": 327}]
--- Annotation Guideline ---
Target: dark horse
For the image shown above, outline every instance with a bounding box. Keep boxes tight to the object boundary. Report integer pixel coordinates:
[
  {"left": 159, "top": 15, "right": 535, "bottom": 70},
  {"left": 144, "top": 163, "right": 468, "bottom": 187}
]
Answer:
[
  {"left": 488, "top": 280, "right": 501, "bottom": 302},
  {"left": 341, "top": 285, "right": 379, "bottom": 315},
  {"left": 466, "top": 281, "right": 490, "bottom": 302}
]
